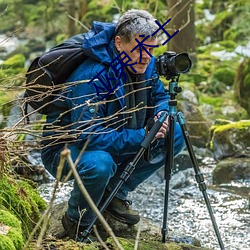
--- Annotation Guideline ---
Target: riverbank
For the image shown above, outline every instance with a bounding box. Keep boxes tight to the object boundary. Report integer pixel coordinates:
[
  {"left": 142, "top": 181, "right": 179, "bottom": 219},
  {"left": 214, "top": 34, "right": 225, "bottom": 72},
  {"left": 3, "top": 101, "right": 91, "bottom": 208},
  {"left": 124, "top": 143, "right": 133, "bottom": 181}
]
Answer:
[{"left": 38, "top": 155, "right": 250, "bottom": 250}]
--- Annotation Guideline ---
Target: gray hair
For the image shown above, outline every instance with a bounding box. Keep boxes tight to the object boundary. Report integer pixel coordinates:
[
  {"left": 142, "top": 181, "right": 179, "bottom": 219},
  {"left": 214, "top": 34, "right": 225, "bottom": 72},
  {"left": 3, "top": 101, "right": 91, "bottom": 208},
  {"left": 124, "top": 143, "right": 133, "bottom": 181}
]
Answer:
[{"left": 115, "top": 9, "right": 158, "bottom": 43}]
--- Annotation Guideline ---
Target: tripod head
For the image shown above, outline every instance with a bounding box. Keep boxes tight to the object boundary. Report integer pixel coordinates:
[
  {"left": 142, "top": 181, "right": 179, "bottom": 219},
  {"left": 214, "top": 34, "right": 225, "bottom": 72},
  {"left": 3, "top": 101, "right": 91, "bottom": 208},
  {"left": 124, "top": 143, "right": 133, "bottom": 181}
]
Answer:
[{"left": 168, "top": 76, "right": 182, "bottom": 100}]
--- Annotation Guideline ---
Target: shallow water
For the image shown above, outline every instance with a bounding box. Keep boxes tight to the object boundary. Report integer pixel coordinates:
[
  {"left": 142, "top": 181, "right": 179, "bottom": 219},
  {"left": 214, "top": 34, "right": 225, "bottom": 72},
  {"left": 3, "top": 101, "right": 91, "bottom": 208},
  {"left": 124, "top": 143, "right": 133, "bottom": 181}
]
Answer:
[{"left": 38, "top": 157, "right": 250, "bottom": 250}]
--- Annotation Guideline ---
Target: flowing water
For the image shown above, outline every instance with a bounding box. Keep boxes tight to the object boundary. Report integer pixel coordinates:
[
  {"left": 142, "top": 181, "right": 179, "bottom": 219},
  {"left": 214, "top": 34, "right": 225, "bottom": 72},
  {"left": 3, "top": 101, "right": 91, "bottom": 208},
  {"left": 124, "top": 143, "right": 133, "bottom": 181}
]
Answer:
[{"left": 38, "top": 156, "right": 250, "bottom": 250}]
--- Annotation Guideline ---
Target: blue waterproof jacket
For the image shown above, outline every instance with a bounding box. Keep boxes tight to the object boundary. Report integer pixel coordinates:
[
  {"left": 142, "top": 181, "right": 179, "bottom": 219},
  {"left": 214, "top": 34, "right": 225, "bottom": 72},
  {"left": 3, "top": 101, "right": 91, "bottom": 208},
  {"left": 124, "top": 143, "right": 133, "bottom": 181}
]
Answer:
[{"left": 44, "top": 21, "right": 170, "bottom": 156}]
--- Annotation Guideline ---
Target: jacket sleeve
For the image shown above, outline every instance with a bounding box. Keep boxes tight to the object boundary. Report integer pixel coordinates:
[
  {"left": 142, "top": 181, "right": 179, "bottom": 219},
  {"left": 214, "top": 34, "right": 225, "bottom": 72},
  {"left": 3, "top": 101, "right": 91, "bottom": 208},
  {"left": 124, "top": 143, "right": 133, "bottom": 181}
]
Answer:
[{"left": 65, "top": 62, "right": 146, "bottom": 156}]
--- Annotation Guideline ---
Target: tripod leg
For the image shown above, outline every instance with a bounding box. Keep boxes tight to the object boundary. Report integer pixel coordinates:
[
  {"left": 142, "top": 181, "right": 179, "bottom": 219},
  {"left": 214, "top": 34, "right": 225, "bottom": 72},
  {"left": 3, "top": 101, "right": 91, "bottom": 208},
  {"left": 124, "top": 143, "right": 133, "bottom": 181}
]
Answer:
[
  {"left": 177, "top": 112, "right": 225, "bottom": 250},
  {"left": 162, "top": 114, "right": 175, "bottom": 243},
  {"left": 81, "top": 112, "right": 168, "bottom": 240}
]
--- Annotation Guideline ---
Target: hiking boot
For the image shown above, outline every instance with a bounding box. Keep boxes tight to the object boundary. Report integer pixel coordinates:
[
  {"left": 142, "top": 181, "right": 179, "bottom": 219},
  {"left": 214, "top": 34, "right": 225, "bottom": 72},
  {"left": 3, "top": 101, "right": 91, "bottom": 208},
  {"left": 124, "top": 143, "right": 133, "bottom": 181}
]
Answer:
[
  {"left": 61, "top": 213, "right": 97, "bottom": 243},
  {"left": 105, "top": 196, "right": 140, "bottom": 225}
]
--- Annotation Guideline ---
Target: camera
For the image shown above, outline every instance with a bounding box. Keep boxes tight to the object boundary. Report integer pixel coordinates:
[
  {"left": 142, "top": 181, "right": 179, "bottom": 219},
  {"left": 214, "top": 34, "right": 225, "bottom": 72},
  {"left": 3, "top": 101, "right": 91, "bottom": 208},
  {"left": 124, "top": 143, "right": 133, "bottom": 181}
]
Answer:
[{"left": 156, "top": 51, "right": 192, "bottom": 79}]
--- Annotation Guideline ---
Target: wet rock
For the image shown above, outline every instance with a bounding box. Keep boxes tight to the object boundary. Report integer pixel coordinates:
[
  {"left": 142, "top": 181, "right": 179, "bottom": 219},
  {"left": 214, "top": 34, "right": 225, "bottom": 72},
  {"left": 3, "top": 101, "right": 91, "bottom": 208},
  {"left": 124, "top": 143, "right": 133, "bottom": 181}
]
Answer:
[
  {"left": 209, "top": 120, "right": 250, "bottom": 160},
  {"left": 170, "top": 169, "right": 193, "bottom": 189},
  {"left": 12, "top": 150, "right": 51, "bottom": 183},
  {"left": 179, "top": 100, "right": 211, "bottom": 148},
  {"left": 181, "top": 89, "right": 198, "bottom": 105},
  {"left": 213, "top": 157, "right": 250, "bottom": 184}
]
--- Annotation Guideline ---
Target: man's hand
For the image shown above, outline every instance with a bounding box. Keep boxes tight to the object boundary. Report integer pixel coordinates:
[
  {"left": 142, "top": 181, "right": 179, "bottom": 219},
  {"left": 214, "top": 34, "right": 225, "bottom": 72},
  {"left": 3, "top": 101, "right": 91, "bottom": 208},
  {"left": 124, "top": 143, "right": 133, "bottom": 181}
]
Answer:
[{"left": 154, "top": 111, "right": 169, "bottom": 139}]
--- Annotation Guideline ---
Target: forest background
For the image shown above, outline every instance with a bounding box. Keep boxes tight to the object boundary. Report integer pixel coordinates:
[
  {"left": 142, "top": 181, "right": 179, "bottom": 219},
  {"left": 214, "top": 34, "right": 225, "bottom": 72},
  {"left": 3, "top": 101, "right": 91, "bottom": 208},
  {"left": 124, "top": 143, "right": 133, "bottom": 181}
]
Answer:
[{"left": 0, "top": 0, "right": 250, "bottom": 126}]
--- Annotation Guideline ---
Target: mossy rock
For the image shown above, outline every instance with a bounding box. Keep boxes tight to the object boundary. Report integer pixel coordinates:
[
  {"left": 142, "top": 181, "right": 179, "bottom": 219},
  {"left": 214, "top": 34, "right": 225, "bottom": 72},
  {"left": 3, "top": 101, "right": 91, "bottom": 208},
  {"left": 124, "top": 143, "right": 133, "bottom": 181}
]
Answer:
[
  {"left": 199, "top": 92, "right": 249, "bottom": 122},
  {"left": 213, "top": 157, "right": 250, "bottom": 184},
  {"left": 0, "top": 209, "right": 24, "bottom": 250},
  {"left": 106, "top": 237, "right": 210, "bottom": 250},
  {"left": 0, "top": 174, "right": 47, "bottom": 239},
  {"left": 209, "top": 120, "right": 250, "bottom": 160}
]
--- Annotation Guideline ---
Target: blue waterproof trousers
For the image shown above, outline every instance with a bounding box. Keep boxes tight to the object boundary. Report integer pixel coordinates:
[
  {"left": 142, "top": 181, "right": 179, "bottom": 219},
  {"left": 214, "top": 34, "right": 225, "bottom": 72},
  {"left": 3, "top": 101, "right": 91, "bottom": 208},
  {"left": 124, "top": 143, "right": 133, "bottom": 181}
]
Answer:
[{"left": 41, "top": 122, "right": 185, "bottom": 226}]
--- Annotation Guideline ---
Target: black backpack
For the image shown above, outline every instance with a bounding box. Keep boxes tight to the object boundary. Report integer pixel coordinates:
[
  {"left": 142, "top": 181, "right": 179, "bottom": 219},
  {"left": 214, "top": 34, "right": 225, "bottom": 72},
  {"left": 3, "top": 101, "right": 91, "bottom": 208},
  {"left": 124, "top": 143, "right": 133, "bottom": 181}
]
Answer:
[{"left": 24, "top": 34, "right": 87, "bottom": 115}]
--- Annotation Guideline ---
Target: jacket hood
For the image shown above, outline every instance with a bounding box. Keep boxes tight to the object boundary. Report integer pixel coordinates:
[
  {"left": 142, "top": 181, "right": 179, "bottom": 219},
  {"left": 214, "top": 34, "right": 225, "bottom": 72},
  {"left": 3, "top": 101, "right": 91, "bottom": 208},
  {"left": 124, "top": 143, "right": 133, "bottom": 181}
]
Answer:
[{"left": 82, "top": 21, "right": 116, "bottom": 65}]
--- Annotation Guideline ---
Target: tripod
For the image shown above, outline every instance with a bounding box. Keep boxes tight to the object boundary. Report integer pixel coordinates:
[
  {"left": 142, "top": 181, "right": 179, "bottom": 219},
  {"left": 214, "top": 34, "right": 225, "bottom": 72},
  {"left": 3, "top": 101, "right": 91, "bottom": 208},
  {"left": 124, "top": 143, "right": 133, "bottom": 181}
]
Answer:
[
  {"left": 162, "top": 77, "right": 225, "bottom": 249},
  {"left": 81, "top": 110, "right": 168, "bottom": 241},
  {"left": 82, "top": 77, "right": 225, "bottom": 250}
]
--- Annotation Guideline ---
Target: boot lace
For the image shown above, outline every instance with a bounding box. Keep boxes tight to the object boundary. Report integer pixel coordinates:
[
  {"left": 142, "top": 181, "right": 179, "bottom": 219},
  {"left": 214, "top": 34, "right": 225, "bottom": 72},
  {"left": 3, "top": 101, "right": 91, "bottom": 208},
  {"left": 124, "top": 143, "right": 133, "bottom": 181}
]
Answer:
[{"left": 123, "top": 200, "right": 132, "bottom": 209}]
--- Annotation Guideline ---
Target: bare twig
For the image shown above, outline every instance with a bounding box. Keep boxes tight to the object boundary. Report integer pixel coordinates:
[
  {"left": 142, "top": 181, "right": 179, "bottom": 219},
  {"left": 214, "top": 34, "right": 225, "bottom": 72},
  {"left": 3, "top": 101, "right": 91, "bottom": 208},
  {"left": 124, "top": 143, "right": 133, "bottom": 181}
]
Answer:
[
  {"left": 68, "top": 14, "right": 90, "bottom": 32},
  {"left": 93, "top": 225, "right": 110, "bottom": 250},
  {"left": 61, "top": 148, "right": 124, "bottom": 250},
  {"left": 134, "top": 220, "right": 142, "bottom": 250}
]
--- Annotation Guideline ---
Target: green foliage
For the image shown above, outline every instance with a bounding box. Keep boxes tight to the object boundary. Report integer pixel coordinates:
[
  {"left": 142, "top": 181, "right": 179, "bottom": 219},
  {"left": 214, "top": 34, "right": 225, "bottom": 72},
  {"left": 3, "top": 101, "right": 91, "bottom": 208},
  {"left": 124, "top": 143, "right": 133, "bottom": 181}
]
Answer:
[
  {"left": 209, "top": 10, "right": 234, "bottom": 42},
  {"left": 1, "top": 54, "right": 25, "bottom": 69},
  {"left": 0, "top": 54, "right": 26, "bottom": 85},
  {"left": 190, "top": 42, "right": 241, "bottom": 95},
  {"left": 197, "top": 0, "right": 250, "bottom": 46}
]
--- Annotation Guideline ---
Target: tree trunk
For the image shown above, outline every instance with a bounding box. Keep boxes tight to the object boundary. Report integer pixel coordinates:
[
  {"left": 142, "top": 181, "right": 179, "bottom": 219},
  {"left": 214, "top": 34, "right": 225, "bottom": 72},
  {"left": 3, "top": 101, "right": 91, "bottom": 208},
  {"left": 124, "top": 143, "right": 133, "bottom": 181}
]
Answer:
[
  {"left": 78, "top": 0, "right": 88, "bottom": 20},
  {"left": 67, "top": 0, "right": 77, "bottom": 36},
  {"left": 167, "top": 0, "right": 196, "bottom": 62}
]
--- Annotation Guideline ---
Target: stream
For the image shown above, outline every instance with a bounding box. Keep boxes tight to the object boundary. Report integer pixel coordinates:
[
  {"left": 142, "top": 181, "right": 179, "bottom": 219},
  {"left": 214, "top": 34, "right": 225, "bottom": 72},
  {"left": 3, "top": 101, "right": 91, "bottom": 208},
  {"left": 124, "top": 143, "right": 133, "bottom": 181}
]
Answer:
[{"left": 38, "top": 155, "right": 250, "bottom": 250}]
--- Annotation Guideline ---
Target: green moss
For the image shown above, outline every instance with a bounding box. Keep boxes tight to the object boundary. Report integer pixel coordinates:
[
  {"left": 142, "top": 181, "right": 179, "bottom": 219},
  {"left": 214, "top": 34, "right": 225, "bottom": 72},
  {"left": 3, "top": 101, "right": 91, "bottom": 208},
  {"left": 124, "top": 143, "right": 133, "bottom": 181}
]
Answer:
[
  {"left": 214, "top": 119, "right": 232, "bottom": 126},
  {"left": 0, "top": 235, "right": 16, "bottom": 250},
  {"left": 199, "top": 95, "right": 224, "bottom": 107},
  {"left": 0, "top": 209, "right": 24, "bottom": 249},
  {"left": 0, "top": 175, "right": 47, "bottom": 239},
  {"left": 7, "top": 228, "right": 24, "bottom": 249},
  {"left": 0, "top": 209, "right": 21, "bottom": 229},
  {"left": 213, "top": 120, "right": 250, "bottom": 133},
  {"left": 218, "top": 40, "right": 237, "bottom": 52},
  {"left": 213, "top": 67, "right": 235, "bottom": 86}
]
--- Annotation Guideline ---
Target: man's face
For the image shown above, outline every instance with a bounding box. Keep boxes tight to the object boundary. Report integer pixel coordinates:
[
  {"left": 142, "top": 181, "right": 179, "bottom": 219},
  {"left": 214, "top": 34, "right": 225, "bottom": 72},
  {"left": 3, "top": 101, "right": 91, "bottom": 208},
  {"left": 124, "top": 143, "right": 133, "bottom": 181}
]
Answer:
[{"left": 115, "top": 35, "right": 157, "bottom": 74}]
